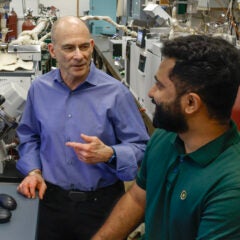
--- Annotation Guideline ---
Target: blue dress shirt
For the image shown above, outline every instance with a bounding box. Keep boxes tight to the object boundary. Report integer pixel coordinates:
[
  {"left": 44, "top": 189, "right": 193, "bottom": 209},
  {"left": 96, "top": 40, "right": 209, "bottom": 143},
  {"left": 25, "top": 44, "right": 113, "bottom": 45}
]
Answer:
[{"left": 16, "top": 62, "right": 149, "bottom": 191}]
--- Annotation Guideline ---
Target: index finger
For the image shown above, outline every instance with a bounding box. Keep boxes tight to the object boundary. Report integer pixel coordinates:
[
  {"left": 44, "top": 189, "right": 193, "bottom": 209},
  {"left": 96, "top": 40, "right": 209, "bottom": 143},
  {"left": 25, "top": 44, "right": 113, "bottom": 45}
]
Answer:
[{"left": 65, "top": 141, "right": 85, "bottom": 149}]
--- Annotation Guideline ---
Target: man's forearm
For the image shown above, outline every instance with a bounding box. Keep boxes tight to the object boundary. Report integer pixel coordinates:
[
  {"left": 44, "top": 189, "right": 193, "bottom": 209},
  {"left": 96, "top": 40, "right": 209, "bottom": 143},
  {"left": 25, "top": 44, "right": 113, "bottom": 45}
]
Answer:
[{"left": 91, "top": 184, "right": 145, "bottom": 240}]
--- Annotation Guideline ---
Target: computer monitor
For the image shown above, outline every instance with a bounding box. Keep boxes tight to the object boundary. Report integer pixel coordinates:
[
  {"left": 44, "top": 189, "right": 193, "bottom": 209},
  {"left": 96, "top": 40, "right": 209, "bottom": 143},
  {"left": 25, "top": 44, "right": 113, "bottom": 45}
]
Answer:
[{"left": 136, "top": 28, "right": 146, "bottom": 48}]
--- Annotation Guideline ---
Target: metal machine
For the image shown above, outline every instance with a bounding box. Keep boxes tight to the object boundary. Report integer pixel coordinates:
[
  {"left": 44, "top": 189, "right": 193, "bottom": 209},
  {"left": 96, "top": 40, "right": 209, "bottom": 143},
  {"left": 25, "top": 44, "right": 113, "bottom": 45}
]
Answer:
[
  {"left": 124, "top": 34, "right": 163, "bottom": 121},
  {"left": 0, "top": 83, "right": 25, "bottom": 174},
  {"left": 0, "top": 4, "right": 56, "bottom": 175},
  {"left": 123, "top": 0, "right": 240, "bottom": 121},
  {"left": 0, "top": 44, "right": 41, "bottom": 174},
  {"left": 144, "top": 42, "right": 162, "bottom": 120},
  {"left": 89, "top": 0, "right": 117, "bottom": 35}
]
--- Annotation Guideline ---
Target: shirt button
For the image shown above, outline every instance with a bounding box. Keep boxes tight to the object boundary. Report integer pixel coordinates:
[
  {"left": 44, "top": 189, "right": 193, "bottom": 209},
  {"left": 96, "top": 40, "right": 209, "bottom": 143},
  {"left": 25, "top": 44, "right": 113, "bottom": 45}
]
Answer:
[{"left": 68, "top": 114, "right": 72, "bottom": 118}]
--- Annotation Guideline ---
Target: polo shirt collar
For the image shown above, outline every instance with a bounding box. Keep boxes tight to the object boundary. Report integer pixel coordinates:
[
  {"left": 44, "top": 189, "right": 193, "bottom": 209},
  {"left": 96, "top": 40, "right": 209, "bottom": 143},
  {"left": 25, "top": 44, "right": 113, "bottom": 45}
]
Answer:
[{"left": 173, "top": 121, "right": 240, "bottom": 167}]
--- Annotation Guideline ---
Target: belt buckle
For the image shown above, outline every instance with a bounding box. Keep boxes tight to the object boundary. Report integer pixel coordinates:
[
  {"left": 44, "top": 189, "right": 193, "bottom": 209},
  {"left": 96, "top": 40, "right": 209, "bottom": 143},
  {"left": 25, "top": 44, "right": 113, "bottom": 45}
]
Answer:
[{"left": 68, "top": 191, "right": 88, "bottom": 202}]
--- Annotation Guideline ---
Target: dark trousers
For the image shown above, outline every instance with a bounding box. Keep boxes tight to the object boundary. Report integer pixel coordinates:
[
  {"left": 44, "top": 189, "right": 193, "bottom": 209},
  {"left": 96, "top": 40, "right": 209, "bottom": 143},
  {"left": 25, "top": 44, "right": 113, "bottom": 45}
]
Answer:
[{"left": 37, "top": 181, "right": 125, "bottom": 240}]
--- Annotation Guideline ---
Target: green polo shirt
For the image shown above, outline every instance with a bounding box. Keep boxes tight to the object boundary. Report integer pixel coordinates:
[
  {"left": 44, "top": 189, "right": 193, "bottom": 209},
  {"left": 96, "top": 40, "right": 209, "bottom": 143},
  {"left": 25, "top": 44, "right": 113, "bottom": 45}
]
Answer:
[{"left": 137, "top": 121, "right": 240, "bottom": 240}]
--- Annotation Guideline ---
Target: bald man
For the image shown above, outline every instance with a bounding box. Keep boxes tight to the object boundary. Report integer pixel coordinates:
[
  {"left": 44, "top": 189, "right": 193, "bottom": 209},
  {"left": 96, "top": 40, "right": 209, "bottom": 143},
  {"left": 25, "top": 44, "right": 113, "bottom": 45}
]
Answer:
[{"left": 16, "top": 16, "right": 149, "bottom": 240}]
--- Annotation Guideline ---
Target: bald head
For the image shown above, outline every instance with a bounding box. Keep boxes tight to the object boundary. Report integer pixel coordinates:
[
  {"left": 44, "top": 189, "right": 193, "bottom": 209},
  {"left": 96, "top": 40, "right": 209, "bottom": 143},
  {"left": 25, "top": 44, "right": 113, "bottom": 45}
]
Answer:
[{"left": 51, "top": 16, "right": 90, "bottom": 44}]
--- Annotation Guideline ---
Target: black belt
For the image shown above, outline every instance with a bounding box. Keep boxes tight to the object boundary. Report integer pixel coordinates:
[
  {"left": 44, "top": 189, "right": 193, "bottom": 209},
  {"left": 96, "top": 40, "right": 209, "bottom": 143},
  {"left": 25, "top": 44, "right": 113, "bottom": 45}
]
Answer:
[{"left": 45, "top": 181, "right": 124, "bottom": 202}]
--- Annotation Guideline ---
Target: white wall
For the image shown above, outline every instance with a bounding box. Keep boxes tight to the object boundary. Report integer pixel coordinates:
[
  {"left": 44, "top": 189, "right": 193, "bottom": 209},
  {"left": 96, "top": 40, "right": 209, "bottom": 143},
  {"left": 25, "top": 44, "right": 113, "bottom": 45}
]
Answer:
[
  {"left": 40, "top": 0, "right": 78, "bottom": 17},
  {"left": 10, "top": 0, "right": 90, "bottom": 34},
  {"left": 10, "top": 0, "right": 39, "bottom": 18},
  {"left": 10, "top": 0, "right": 90, "bottom": 18}
]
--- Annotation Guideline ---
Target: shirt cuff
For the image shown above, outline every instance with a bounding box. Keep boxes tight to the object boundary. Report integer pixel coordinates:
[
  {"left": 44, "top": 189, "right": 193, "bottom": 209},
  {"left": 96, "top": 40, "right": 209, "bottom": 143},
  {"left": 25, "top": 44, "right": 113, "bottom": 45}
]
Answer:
[{"left": 106, "top": 146, "right": 117, "bottom": 168}]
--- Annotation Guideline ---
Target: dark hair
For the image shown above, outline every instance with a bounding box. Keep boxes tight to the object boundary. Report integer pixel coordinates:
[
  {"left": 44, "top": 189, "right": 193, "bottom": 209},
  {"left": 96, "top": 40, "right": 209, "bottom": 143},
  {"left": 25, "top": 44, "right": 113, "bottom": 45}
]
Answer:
[{"left": 161, "top": 35, "right": 240, "bottom": 122}]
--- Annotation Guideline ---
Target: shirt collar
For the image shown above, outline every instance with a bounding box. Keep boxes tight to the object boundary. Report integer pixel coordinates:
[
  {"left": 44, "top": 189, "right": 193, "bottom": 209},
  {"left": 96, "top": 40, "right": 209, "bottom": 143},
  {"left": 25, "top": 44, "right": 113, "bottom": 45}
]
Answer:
[
  {"left": 84, "top": 62, "right": 99, "bottom": 86},
  {"left": 53, "top": 61, "right": 99, "bottom": 87},
  {"left": 171, "top": 121, "right": 240, "bottom": 166}
]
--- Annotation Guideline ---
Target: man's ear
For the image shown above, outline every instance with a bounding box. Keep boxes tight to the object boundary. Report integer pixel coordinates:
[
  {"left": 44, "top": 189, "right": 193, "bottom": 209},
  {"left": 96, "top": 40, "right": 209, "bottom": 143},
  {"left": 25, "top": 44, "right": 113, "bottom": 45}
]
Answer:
[
  {"left": 48, "top": 43, "right": 56, "bottom": 59},
  {"left": 183, "top": 93, "right": 201, "bottom": 114}
]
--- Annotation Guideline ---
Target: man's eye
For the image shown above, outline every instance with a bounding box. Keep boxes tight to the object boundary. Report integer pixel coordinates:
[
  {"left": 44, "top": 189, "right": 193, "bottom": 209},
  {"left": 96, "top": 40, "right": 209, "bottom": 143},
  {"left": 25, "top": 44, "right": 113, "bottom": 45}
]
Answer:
[
  {"left": 63, "top": 46, "right": 74, "bottom": 51},
  {"left": 62, "top": 43, "right": 90, "bottom": 52},
  {"left": 79, "top": 44, "right": 90, "bottom": 51}
]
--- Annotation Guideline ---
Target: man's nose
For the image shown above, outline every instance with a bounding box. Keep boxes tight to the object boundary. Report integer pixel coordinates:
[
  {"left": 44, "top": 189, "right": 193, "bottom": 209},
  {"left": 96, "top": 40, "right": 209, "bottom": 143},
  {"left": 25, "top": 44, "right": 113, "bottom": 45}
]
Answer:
[
  {"left": 148, "top": 85, "right": 157, "bottom": 98},
  {"left": 73, "top": 47, "right": 84, "bottom": 57}
]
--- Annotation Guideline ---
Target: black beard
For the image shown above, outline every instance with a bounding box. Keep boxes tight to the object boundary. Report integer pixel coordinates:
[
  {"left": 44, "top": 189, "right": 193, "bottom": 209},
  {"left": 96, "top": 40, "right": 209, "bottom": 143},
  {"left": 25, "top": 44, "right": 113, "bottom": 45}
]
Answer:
[{"left": 152, "top": 99, "right": 188, "bottom": 133}]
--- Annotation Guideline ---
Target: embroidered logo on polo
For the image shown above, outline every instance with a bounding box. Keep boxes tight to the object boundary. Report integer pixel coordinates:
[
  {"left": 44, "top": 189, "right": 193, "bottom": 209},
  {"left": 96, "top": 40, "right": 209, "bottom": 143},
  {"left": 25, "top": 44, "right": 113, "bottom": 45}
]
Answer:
[{"left": 180, "top": 190, "right": 187, "bottom": 200}]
